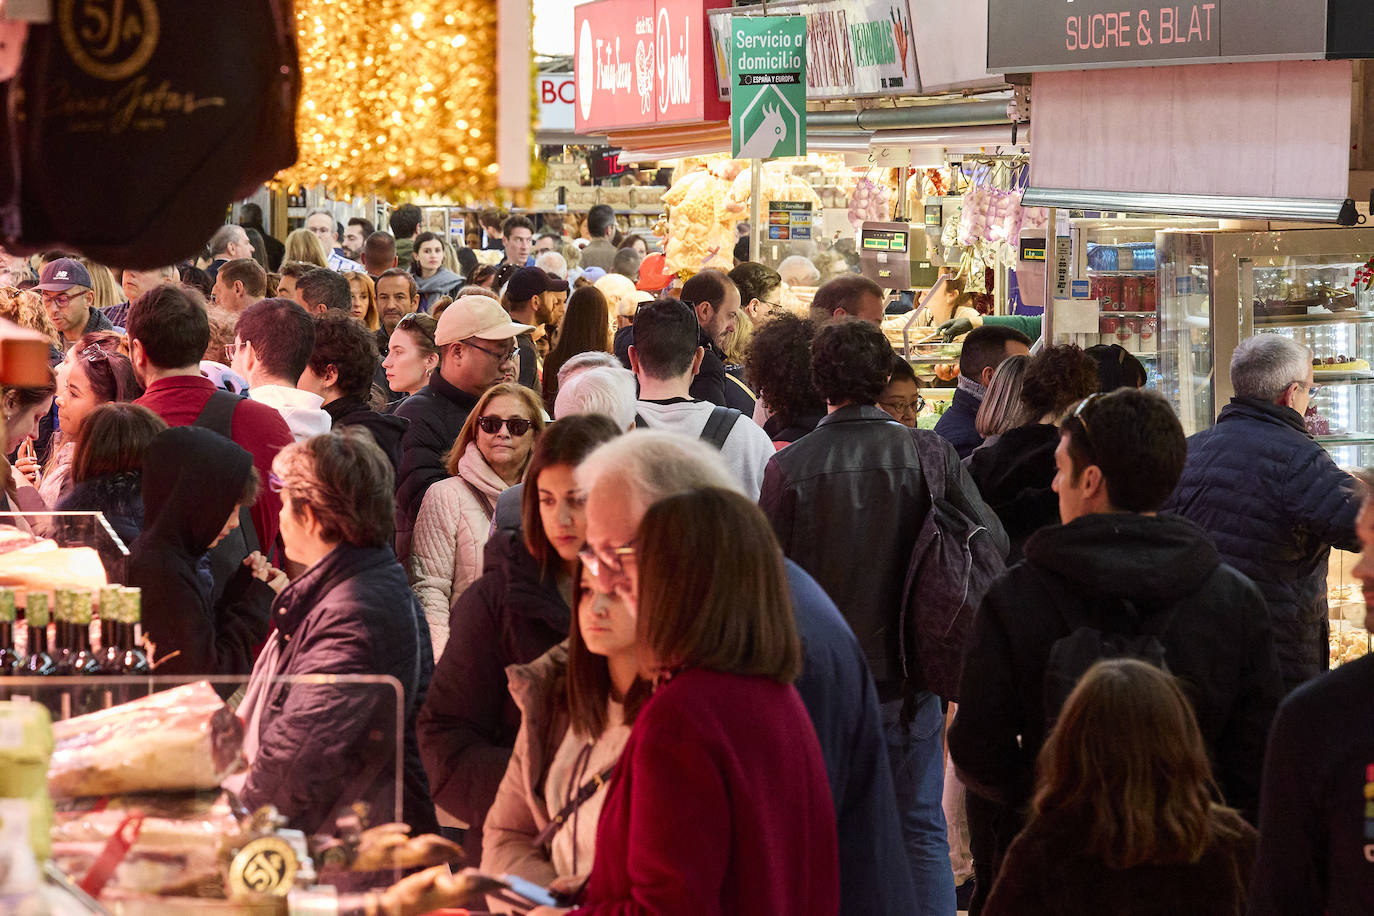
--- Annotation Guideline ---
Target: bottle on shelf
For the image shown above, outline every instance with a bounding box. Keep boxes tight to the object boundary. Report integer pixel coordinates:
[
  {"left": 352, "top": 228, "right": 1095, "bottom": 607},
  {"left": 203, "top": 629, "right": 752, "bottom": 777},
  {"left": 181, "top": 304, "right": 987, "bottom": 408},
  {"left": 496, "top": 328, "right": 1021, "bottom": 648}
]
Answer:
[
  {"left": 21, "top": 594, "right": 54, "bottom": 677},
  {"left": 51, "top": 589, "right": 73, "bottom": 676},
  {"left": 0, "top": 588, "right": 19, "bottom": 676},
  {"left": 97, "top": 587, "right": 121, "bottom": 675},
  {"left": 120, "top": 588, "right": 149, "bottom": 677},
  {"left": 69, "top": 590, "right": 100, "bottom": 677}
]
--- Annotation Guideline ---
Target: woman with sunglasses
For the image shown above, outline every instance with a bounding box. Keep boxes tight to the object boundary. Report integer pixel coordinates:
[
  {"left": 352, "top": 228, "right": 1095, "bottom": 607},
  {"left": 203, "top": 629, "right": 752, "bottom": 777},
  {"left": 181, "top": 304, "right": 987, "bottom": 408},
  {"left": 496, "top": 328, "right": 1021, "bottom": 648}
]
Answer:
[
  {"left": 382, "top": 312, "right": 439, "bottom": 409},
  {"left": 481, "top": 563, "right": 646, "bottom": 893},
  {"left": 418, "top": 414, "right": 622, "bottom": 857},
  {"left": 410, "top": 383, "right": 546, "bottom": 654},
  {"left": 966, "top": 344, "right": 1100, "bottom": 563},
  {"left": 42, "top": 333, "right": 142, "bottom": 509}
]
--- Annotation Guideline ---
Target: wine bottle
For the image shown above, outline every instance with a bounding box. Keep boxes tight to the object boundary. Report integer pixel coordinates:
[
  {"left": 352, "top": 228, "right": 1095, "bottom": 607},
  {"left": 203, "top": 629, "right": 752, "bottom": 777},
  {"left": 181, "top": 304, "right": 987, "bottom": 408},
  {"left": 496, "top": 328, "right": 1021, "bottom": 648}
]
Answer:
[
  {"left": 0, "top": 588, "right": 19, "bottom": 676},
  {"left": 21, "top": 595, "right": 54, "bottom": 676},
  {"left": 97, "top": 587, "right": 121, "bottom": 675},
  {"left": 51, "top": 589, "right": 73, "bottom": 676},
  {"left": 120, "top": 588, "right": 149, "bottom": 677},
  {"left": 69, "top": 591, "right": 100, "bottom": 677}
]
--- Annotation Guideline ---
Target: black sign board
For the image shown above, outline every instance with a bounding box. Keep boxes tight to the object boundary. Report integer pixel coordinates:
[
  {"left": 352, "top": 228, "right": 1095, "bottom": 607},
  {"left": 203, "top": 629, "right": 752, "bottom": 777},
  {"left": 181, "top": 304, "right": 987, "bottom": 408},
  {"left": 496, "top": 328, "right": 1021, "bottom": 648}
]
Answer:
[
  {"left": 587, "top": 148, "right": 627, "bottom": 181},
  {"left": 987, "top": 0, "right": 1334, "bottom": 72}
]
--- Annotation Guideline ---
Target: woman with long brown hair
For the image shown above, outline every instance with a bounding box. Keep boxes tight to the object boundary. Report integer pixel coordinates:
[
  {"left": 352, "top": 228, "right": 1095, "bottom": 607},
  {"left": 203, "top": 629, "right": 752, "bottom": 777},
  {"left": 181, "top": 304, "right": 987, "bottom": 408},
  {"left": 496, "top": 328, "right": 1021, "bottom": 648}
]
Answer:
[
  {"left": 553, "top": 488, "right": 838, "bottom": 915},
  {"left": 983, "top": 658, "right": 1257, "bottom": 916},
  {"left": 541, "top": 286, "right": 610, "bottom": 413},
  {"left": 342, "top": 271, "right": 380, "bottom": 330}
]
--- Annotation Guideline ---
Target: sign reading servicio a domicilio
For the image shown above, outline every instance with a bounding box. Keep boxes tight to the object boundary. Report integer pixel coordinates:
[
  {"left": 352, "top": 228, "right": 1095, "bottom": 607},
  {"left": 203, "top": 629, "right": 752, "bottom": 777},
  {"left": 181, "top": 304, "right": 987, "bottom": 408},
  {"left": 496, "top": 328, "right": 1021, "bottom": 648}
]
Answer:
[{"left": 731, "top": 16, "right": 806, "bottom": 159}]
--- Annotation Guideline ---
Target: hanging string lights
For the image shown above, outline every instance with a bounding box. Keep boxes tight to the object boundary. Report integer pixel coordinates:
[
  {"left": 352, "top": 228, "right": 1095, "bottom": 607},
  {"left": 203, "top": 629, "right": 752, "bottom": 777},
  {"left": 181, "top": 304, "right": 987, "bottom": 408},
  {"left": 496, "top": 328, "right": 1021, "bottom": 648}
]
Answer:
[{"left": 276, "top": 0, "right": 509, "bottom": 199}]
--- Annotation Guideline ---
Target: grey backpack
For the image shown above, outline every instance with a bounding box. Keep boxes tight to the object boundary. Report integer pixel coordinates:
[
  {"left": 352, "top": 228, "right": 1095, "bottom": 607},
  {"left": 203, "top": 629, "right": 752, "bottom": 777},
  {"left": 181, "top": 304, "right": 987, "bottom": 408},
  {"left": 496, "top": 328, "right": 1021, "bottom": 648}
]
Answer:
[{"left": 900, "top": 430, "right": 1007, "bottom": 701}]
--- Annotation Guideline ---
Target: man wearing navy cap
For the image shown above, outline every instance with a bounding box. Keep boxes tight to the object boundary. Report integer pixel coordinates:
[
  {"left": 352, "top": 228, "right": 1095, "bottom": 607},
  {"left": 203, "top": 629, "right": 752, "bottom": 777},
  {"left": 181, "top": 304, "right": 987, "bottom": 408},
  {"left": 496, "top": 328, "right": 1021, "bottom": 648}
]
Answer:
[
  {"left": 504, "top": 267, "right": 568, "bottom": 391},
  {"left": 37, "top": 257, "right": 112, "bottom": 348}
]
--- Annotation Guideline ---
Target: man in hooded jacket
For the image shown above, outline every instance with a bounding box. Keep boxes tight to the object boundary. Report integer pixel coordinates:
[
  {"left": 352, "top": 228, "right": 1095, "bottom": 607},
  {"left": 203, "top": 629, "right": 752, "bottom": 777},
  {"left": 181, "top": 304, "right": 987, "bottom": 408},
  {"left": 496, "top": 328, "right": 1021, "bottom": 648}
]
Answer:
[
  {"left": 949, "top": 388, "right": 1284, "bottom": 915},
  {"left": 125, "top": 427, "right": 281, "bottom": 676}
]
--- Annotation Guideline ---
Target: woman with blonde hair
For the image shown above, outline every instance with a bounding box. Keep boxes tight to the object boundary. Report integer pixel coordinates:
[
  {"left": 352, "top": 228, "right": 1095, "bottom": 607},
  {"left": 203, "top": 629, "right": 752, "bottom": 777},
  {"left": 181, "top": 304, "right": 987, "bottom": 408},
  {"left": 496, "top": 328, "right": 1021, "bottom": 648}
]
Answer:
[
  {"left": 284, "top": 228, "right": 329, "bottom": 268},
  {"left": 983, "top": 659, "right": 1256, "bottom": 916},
  {"left": 409, "top": 382, "right": 546, "bottom": 652},
  {"left": 0, "top": 286, "right": 62, "bottom": 354},
  {"left": 342, "top": 271, "right": 380, "bottom": 330},
  {"left": 78, "top": 259, "right": 126, "bottom": 315},
  {"left": 972, "top": 352, "right": 1032, "bottom": 445}
]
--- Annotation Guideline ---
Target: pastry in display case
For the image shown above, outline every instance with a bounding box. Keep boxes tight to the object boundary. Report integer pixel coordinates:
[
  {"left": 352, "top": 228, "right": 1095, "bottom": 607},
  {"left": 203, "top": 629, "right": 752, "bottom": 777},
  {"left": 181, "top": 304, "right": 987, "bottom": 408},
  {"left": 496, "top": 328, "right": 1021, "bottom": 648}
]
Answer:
[{"left": 1328, "top": 548, "right": 1369, "bottom": 668}]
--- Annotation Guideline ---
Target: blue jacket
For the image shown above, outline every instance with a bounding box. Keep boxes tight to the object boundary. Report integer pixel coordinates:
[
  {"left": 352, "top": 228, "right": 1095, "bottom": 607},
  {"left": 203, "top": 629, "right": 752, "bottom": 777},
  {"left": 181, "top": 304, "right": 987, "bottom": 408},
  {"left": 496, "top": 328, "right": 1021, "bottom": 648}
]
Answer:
[
  {"left": 1165, "top": 398, "right": 1359, "bottom": 691},
  {"left": 786, "top": 561, "right": 916, "bottom": 914},
  {"left": 934, "top": 386, "right": 982, "bottom": 459}
]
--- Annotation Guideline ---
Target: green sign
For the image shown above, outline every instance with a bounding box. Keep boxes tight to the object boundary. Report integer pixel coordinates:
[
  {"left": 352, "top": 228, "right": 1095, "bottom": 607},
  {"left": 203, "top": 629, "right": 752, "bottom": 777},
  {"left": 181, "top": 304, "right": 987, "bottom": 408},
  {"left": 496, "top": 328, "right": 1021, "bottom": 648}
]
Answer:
[{"left": 730, "top": 16, "right": 806, "bottom": 160}]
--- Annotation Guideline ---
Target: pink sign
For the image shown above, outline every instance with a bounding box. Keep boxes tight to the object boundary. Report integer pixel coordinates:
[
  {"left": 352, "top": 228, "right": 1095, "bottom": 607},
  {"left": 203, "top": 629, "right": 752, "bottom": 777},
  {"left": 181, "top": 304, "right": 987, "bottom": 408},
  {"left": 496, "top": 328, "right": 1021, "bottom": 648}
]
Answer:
[{"left": 575, "top": 0, "right": 729, "bottom": 133}]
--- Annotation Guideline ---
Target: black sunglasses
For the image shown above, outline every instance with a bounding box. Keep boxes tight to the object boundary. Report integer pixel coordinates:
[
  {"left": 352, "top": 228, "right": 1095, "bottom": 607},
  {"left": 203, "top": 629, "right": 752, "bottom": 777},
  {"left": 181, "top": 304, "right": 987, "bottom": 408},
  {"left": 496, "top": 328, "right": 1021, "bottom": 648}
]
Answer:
[
  {"left": 477, "top": 415, "right": 534, "bottom": 436},
  {"left": 396, "top": 312, "right": 436, "bottom": 343}
]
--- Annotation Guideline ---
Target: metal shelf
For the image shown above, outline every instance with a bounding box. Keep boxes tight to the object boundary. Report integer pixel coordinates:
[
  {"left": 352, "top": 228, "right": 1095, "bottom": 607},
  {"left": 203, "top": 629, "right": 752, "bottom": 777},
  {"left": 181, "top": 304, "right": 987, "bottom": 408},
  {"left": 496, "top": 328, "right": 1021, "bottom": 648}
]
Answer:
[{"left": 1255, "top": 310, "right": 1374, "bottom": 326}]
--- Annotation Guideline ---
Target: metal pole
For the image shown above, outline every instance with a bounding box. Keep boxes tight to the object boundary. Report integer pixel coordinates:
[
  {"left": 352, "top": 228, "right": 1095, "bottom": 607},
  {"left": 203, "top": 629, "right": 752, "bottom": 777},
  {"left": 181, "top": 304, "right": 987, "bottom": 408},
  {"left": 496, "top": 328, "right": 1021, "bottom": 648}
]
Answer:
[{"left": 749, "top": 158, "right": 762, "bottom": 263}]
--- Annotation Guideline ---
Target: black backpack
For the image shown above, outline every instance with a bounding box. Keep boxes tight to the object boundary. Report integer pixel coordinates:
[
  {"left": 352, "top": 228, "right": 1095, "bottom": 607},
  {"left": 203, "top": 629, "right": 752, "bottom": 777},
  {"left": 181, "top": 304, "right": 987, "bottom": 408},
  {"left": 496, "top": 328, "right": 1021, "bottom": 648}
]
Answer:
[
  {"left": 1042, "top": 596, "right": 1179, "bottom": 727},
  {"left": 193, "top": 391, "right": 259, "bottom": 604},
  {"left": 900, "top": 430, "right": 1006, "bottom": 701},
  {"left": 1, "top": 1, "right": 299, "bottom": 267}
]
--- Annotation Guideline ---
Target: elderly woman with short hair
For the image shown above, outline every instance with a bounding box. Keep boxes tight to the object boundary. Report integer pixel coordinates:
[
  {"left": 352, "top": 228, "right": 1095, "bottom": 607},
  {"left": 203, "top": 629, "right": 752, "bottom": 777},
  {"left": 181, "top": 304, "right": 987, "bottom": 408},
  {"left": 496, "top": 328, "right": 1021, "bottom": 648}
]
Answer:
[{"left": 235, "top": 427, "right": 439, "bottom": 835}]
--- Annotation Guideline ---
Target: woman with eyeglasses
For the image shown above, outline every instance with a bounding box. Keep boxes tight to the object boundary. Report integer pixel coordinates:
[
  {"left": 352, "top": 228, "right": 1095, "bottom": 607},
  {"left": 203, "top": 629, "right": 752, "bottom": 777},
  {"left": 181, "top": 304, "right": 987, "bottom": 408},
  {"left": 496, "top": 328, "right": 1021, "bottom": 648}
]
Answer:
[
  {"left": 481, "top": 563, "right": 646, "bottom": 894},
  {"left": 877, "top": 354, "right": 926, "bottom": 430},
  {"left": 527, "top": 488, "right": 839, "bottom": 915},
  {"left": 382, "top": 312, "right": 440, "bottom": 409},
  {"left": 966, "top": 344, "right": 1100, "bottom": 563},
  {"left": 418, "top": 414, "right": 622, "bottom": 858},
  {"left": 342, "top": 270, "right": 380, "bottom": 331},
  {"left": 410, "top": 382, "right": 546, "bottom": 654}
]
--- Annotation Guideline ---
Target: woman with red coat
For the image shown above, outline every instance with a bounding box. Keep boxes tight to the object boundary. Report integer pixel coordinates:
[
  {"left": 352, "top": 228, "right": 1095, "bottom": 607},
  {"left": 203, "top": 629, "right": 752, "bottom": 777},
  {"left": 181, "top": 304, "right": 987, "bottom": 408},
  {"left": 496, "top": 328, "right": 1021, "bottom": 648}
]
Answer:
[{"left": 532, "top": 487, "right": 839, "bottom": 915}]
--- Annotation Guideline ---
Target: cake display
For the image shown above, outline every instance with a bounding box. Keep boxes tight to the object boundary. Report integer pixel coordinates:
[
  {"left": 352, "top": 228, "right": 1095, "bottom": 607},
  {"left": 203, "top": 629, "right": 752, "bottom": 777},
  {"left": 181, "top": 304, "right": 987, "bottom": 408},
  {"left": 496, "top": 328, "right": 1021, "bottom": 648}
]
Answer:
[{"left": 1312, "top": 355, "right": 1371, "bottom": 374}]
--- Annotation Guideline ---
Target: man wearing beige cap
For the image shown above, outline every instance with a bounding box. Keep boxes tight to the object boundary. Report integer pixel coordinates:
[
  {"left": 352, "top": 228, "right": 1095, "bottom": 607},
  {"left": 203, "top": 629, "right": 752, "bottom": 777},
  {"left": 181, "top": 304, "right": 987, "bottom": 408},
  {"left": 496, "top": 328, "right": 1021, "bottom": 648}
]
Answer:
[{"left": 393, "top": 294, "right": 533, "bottom": 563}]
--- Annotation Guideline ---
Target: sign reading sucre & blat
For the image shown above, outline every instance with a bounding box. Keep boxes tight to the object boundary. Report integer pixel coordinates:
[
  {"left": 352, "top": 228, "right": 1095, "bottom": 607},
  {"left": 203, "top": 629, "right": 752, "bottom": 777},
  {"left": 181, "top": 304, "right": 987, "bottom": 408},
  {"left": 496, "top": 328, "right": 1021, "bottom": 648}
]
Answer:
[{"left": 986, "top": 0, "right": 1330, "bottom": 72}]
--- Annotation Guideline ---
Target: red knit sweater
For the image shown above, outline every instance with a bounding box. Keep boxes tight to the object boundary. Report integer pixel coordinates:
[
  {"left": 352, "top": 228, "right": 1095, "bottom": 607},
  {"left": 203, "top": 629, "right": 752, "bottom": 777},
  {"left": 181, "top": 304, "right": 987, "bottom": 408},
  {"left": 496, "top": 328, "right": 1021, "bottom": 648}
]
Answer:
[
  {"left": 136, "top": 376, "right": 293, "bottom": 551},
  {"left": 579, "top": 667, "right": 839, "bottom": 915}
]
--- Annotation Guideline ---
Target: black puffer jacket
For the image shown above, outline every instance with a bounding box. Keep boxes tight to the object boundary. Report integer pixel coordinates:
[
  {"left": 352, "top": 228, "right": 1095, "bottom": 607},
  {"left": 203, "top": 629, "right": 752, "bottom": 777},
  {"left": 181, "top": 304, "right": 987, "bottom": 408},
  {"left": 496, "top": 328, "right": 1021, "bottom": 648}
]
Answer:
[
  {"left": 950, "top": 513, "right": 1283, "bottom": 822},
  {"left": 324, "top": 396, "right": 408, "bottom": 477},
  {"left": 965, "top": 422, "right": 1060, "bottom": 563},
  {"left": 393, "top": 372, "right": 479, "bottom": 563},
  {"left": 416, "top": 530, "right": 570, "bottom": 858},
  {"left": 239, "top": 542, "right": 438, "bottom": 835},
  {"left": 760, "top": 404, "right": 1004, "bottom": 699},
  {"left": 1165, "top": 398, "right": 1360, "bottom": 691},
  {"left": 126, "top": 428, "right": 273, "bottom": 677}
]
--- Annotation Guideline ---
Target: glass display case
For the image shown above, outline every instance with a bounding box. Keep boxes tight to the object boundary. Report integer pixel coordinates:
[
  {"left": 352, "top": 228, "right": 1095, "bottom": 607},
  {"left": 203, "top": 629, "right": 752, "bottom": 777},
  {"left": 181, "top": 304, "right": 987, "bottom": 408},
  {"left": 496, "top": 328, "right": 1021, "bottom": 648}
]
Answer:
[
  {"left": 1051, "top": 218, "right": 1218, "bottom": 394},
  {"left": 1155, "top": 227, "right": 1374, "bottom": 669}
]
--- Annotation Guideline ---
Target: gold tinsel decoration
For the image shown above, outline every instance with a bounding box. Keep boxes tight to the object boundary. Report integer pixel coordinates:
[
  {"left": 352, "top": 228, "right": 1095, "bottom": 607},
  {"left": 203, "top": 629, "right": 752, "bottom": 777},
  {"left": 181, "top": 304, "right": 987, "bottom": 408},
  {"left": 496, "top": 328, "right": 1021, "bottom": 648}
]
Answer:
[{"left": 274, "top": 0, "right": 502, "bottom": 199}]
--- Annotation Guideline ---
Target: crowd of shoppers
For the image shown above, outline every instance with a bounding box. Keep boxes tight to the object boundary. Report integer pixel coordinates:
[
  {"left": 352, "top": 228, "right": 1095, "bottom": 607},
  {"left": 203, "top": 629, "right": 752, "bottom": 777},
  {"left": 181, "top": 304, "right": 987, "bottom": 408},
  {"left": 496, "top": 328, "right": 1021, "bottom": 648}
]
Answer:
[{"left": 10, "top": 216, "right": 1374, "bottom": 916}]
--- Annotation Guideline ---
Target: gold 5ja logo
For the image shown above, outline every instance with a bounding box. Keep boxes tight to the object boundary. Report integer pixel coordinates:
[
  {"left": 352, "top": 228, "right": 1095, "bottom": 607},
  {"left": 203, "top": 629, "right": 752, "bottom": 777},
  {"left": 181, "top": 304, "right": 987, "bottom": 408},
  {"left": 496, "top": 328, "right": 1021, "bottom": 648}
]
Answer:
[{"left": 58, "top": 0, "right": 160, "bottom": 81}]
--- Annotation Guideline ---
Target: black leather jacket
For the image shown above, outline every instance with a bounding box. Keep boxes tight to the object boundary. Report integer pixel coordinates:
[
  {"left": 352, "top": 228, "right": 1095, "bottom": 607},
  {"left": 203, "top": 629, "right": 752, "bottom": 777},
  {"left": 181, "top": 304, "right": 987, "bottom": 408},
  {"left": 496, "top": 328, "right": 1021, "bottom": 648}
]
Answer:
[{"left": 761, "top": 405, "right": 1003, "bottom": 699}]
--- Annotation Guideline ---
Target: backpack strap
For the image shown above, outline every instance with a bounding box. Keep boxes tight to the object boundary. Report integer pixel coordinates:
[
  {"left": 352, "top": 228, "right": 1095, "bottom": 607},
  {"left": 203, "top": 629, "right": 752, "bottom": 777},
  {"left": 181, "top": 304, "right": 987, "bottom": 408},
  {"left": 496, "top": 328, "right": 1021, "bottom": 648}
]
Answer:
[
  {"left": 192, "top": 389, "right": 243, "bottom": 439},
  {"left": 910, "top": 428, "right": 949, "bottom": 502},
  {"left": 463, "top": 480, "right": 496, "bottom": 522},
  {"left": 699, "top": 405, "right": 742, "bottom": 450},
  {"left": 725, "top": 373, "right": 756, "bottom": 400},
  {"left": 634, "top": 412, "right": 650, "bottom": 430}
]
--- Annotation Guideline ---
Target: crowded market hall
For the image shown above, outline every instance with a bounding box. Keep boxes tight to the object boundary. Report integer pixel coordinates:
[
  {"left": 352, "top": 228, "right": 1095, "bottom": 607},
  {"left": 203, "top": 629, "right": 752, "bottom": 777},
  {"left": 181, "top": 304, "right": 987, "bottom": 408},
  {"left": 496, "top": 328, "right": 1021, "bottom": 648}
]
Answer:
[{"left": 0, "top": 0, "right": 1371, "bottom": 912}]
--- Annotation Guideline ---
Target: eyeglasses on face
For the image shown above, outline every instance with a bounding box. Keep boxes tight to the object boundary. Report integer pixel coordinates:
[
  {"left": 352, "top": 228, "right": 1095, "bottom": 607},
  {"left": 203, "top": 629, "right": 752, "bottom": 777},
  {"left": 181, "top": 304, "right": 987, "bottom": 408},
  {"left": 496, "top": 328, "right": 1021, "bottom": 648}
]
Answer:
[
  {"left": 476, "top": 415, "right": 534, "bottom": 436},
  {"left": 880, "top": 395, "right": 926, "bottom": 417},
  {"left": 578, "top": 542, "right": 638, "bottom": 581},
  {"left": 466, "top": 340, "right": 517, "bottom": 364},
  {"left": 1291, "top": 380, "right": 1321, "bottom": 398},
  {"left": 224, "top": 340, "right": 246, "bottom": 362},
  {"left": 41, "top": 290, "right": 89, "bottom": 309}
]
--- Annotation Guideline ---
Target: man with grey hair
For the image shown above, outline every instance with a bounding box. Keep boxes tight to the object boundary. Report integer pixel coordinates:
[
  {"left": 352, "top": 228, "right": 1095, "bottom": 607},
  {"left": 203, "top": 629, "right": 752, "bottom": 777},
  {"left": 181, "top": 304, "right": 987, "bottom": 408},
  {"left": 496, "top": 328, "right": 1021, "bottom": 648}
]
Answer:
[
  {"left": 577, "top": 431, "right": 916, "bottom": 914},
  {"left": 1166, "top": 332, "right": 1360, "bottom": 692},
  {"left": 533, "top": 250, "right": 568, "bottom": 280},
  {"left": 305, "top": 209, "right": 365, "bottom": 272},
  {"left": 553, "top": 365, "right": 636, "bottom": 430},
  {"left": 206, "top": 224, "right": 254, "bottom": 283}
]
